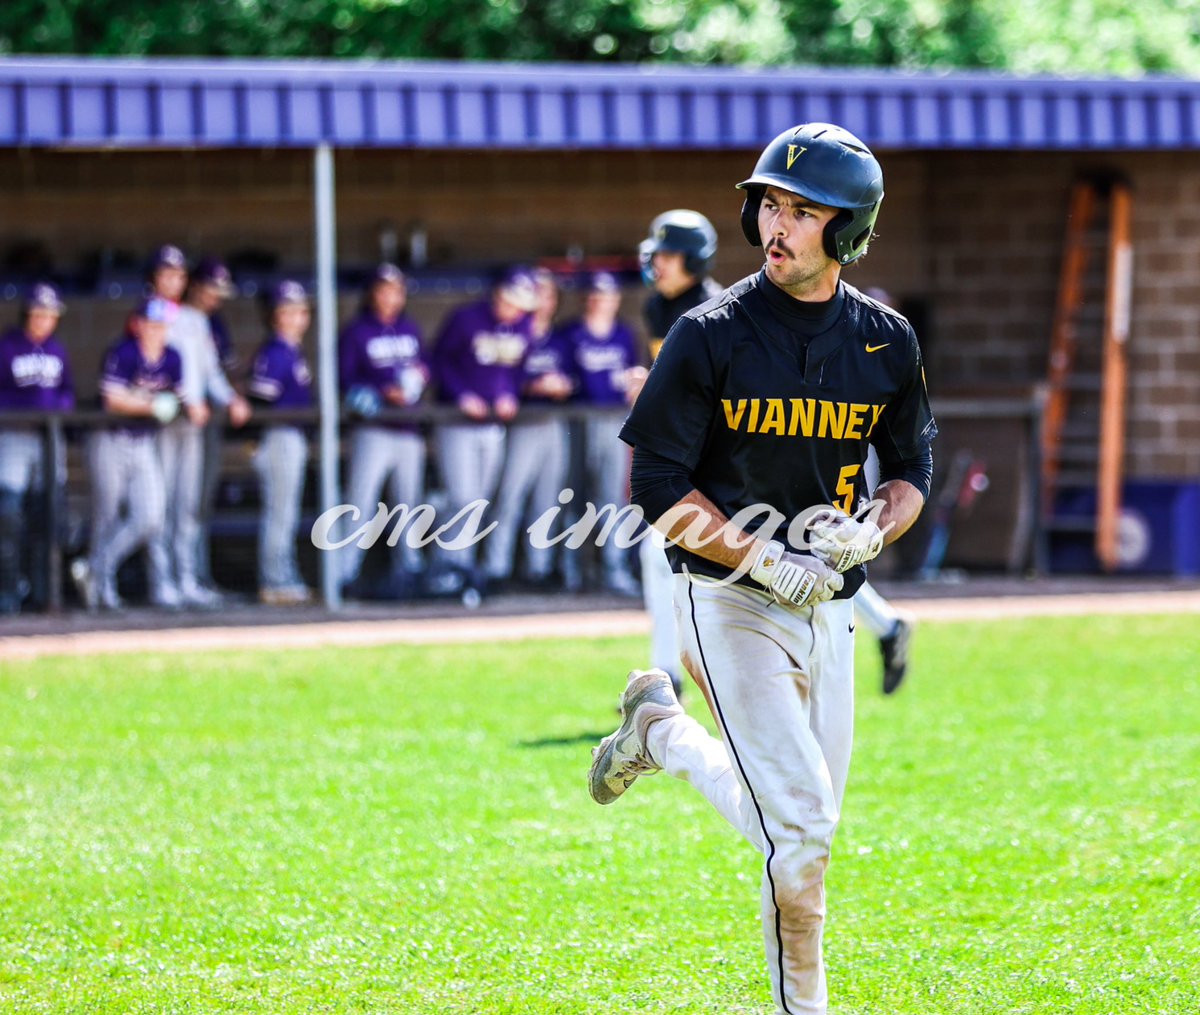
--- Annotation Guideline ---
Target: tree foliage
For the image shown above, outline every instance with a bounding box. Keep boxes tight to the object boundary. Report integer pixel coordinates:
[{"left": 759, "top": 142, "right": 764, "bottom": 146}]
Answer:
[{"left": 3, "top": 0, "right": 1199, "bottom": 74}]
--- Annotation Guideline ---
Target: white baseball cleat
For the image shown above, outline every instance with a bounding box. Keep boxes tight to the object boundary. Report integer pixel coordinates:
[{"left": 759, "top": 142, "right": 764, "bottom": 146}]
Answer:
[{"left": 588, "top": 668, "right": 683, "bottom": 805}]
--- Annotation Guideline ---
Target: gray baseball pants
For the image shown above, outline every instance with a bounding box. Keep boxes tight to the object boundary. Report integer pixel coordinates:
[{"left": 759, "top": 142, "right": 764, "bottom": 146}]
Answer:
[
  {"left": 484, "top": 417, "right": 568, "bottom": 581},
  {"left": 156, "top": 418, "right": 205, "bottom": 591},
  {"left": 434, "top": 422, "right": 505, "bottom": 572},
  {"left": 87, "top": 430, "right": 170, "bottom": 598},
  {"left": 340, "top": 425, "right": 426, "bottom": 582},
  {"left": 254, "top": 426, "right": 308, "bottom": 590}
]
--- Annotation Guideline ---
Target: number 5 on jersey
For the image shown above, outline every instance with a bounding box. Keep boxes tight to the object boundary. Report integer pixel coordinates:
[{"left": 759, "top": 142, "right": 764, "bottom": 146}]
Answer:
[{"left": 834, "top": 464, "right": 861, "bottom": 515}]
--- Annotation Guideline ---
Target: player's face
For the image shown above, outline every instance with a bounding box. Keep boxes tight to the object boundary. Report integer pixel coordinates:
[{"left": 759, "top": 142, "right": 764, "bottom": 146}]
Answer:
[
  {"left": 274, "top": 302, "right": 311, "bottom": 342},
  {"left": 370, "top": 280, "right": 406, "bottom": 322},
  {"left": 192, "top": 282, "right": 225, "bottom": 314},
  {"left": 586, "top": 289, "right": 621, "bottom": 319},
  {"left": 650, "top": 250, "right": 691, "bottom": 294},
  {"left": 492, "top": 292, "right": 529, "bottom": 326},
  {"left": 131, "top": 316, "right": 169, "bottom": 350},
  {"left": 758, "top": 186, "right": 841, "bottom": 298},
  {"left": 153, "top": 266, "right": 187, "bottom": 302},
  {"left": 25, "top": 308, "right": 59, "bottom": 343},
  {"left": 535, "top": 278, "right": 559, "bottom": 320}
]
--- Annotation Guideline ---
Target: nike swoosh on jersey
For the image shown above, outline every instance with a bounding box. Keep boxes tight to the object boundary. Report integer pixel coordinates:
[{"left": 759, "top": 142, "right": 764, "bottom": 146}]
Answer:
[{"left": 865, "top": 343, "right": 891, "bottom": 353}]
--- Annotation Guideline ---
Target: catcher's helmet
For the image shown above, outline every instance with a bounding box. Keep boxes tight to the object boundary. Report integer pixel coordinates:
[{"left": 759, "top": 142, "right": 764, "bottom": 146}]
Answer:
[
  {"left": 638, "top": 209, "right": 718, "bottom": 285},
  {"left": 737, "top": 123, "right": 884, "bottom": 265}
]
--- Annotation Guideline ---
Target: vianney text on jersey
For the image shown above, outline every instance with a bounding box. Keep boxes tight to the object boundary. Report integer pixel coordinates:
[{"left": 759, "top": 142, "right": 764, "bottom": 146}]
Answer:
[{"left": 620, "top": 269, "right": 937, "bottom": 598}]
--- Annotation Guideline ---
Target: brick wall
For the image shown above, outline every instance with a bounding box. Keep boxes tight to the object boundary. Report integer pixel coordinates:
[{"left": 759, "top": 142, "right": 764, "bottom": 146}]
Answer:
[{"left": 1, "top": 145, "right": 1196, "bottom": 481}]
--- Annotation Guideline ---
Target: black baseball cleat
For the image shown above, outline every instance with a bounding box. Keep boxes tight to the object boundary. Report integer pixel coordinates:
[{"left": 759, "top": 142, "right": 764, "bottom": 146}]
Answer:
[{"left": 880, "top": 615, "right": 914, "bottom": 695}]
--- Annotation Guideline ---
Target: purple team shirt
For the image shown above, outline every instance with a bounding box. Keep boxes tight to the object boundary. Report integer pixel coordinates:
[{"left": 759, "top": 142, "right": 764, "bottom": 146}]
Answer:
[
  {"left": 98, "top": 334, "right": 184, "bottom": 435},
  {"left": 560, "top": 318, "right": 638, "bottom": 405},
  {"left": 432, "top": 300, "right": 532, "bottom": 406},
  {"left": 520, "top": 328, "right": 573, "bottom": 405},
  {"left": 340, "top": 310, "right": 426, "bottom": 431},
  {"left": 0, "top": 327, "right": 75, "bottom": 412},
  {"left": 247, "top": 336, "right": 313, "bottom": 410},
  {"left": 339, "top": 311, "right": 425, "bottom": 392}
]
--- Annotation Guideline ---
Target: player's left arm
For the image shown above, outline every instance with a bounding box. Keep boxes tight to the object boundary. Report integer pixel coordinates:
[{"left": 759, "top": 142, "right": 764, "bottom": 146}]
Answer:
[{"left": 871, "top": 478, "right": 926, "bottom": 545}]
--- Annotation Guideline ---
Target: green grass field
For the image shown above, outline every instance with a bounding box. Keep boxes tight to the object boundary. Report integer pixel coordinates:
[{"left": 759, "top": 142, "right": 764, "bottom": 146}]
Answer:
[{"left": 1, "top": 613, "right": 1198, "bottom": 1015}]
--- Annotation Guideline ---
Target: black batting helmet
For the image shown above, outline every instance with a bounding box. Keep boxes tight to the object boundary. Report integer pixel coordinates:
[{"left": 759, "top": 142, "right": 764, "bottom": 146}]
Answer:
[
  {"left": 638, "top": 209, "right": 718, "bottom": 284},
  {"left": 737, "top": 123, "right": 884, "bottom": 265}
]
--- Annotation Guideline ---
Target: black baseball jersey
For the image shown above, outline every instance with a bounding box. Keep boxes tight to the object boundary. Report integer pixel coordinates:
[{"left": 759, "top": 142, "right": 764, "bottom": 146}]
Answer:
[
  {"left": 621, "top": 270, "right": 937, "bottom": 597},
  {"left": 643, "top": 276, "right": 726, "bottom": 355}
]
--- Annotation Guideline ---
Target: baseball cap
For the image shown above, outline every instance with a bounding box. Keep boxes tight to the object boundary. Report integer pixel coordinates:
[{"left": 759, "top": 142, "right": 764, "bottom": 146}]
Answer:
[
  {"left": 587, "top": 271, "right": 620, "bottom": 294},
  {"left": 371, "top": 263, "right": 406, "bottom": 287},
  {"left": 192, "top": 257, "right": 236, "bottom": 297},
  {"left": 151, "top": 244, "right": 187, "bottom": 271},
  {"left": 495, "top": 266, "right": 538, "bottom": 312},
  {"left": 133, "top": 296, "right": 178, "bottom": 324},
  {"left": 267, "top": 279, "right": 311, "bottom": 309},
  {"left": 25, "top": 281, "right": 65, "bottom": 314}
]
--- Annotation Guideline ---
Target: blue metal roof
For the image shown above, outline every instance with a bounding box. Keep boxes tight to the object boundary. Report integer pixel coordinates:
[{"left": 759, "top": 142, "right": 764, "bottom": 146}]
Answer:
[{"left": 1, "top": 56, "right": 1198, "bottom": 151}]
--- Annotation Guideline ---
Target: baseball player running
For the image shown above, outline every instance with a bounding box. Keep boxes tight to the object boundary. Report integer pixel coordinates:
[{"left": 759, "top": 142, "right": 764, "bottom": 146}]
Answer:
[
  {"left": 430, "top": 266, "right": 535, "bottom": 604},
  {"left": 0, "top": 283, "right": 74, "bottom": 614},
  {"left": 81, "top": 297, "right": 186, "bottom": 610},
  {"left": 483, "top": 268, "right": 573, "bottom": 589},
  {"left": 247, "top": 281, "right": 315, "bottom": 606},
  {"left": 589, "top": 123, "right": 937, "bottom": 1015},
  {"left": 633, "top": 210, "right": 724, "bottom": 695},
  {"left": 338, "top": 263, "right": 429, "bottom": 598}
]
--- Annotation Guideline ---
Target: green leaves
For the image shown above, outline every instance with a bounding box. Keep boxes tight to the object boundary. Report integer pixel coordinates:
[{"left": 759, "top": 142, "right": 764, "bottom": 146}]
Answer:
[{"left": 1, "top": 0, "right": 1198, "bottom": 72}]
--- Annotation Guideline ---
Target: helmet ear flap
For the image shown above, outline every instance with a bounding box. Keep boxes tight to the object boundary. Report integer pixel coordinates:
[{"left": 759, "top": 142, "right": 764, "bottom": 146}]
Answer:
[
  {"left": 740, "top": 190, "right": 763, "bottom": 247},
  {"left": 823, "top": 209, "right": 853, "bottom": 261}
]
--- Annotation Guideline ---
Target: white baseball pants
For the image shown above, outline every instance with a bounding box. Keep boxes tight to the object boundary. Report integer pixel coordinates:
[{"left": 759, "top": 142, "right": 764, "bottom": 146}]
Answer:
[{"left": 646, "top": 574, "right": 856, "bottom": 1015}]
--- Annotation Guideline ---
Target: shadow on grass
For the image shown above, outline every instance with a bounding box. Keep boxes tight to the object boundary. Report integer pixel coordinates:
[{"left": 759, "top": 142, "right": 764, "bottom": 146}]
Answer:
[{"left": 518, "top": 731, "right": 613, "bottom": 748}]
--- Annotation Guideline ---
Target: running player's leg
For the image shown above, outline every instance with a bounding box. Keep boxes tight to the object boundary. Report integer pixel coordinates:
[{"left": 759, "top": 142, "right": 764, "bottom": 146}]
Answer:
[
  {"left": 854, "top": 580, "right": 897, "bottom": 637},
  {"left": 640, "top": 533, "right": 683, "bottom": 694},
  {"left": 675, "top": 576, "right": 842, "bottom": 1015}
]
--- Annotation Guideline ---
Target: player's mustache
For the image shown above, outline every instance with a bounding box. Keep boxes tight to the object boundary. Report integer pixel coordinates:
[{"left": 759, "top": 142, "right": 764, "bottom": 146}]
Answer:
[{"left": 766, "top": 240, "right": 792, "bottom": 258}]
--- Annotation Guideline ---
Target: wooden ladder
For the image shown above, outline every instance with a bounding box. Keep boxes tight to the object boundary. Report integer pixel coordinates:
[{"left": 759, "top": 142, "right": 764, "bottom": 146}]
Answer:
[{"left": 1041, "top": 175, "right": 1134, "bottom": 572}]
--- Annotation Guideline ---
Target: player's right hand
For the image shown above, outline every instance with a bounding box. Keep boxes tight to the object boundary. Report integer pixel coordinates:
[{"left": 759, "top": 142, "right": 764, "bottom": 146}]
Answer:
[
  {"left": 458, "top": 393, "right": 489, "bottom": 420},
  {"left": 748, "top": 539, "right": 843, "bottom": 609}
]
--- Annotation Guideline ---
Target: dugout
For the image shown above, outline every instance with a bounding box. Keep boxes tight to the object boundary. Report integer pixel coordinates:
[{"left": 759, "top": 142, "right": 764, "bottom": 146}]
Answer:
[{"left": 2, "top": 58, "right": 1199, "bottom": 604}]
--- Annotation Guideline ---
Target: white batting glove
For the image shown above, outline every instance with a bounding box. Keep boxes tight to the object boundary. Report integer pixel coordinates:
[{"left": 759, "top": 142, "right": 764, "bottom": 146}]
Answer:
[
  {"left": 749, "top": 539, "right": 843, "bottom": 609},
  {"left": 806, "top": 509, "right": 885, "bottom": 573}
]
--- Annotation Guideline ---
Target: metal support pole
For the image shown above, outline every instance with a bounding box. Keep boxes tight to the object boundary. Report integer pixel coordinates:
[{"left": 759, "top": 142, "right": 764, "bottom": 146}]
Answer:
[{"left": 314, "top": 143, "right": 342, "bottom": 609}]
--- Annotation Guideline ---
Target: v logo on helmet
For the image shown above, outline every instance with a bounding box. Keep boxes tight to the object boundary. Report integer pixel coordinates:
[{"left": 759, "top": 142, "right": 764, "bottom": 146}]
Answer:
[{"left": 786, "top": 144, "right": 807, "bottom": 170}]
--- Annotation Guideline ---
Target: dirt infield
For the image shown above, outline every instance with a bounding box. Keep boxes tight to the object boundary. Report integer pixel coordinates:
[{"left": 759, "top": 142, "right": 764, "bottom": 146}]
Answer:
[{"left": 2, "top": 584, "right": 1197, "bottom": 662}]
